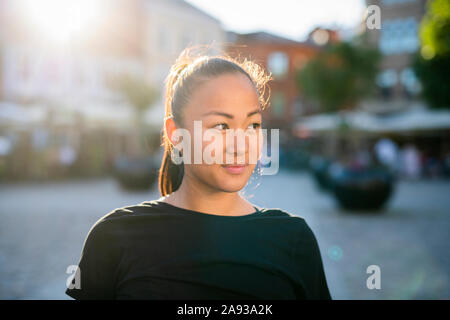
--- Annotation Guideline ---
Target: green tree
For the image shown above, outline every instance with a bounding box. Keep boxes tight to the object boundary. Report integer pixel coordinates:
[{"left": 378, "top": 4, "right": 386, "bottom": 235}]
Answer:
[
  {"left": 296, "top": 41, "right": 381, "bottom": 113},
  {"left": 110, "top": 74, "right": 160, "bottom": 155},
  {"left": 113, "top": 74, "right": 159, "bottom": 119},
  {"left": 412, "top": 0, "right": 450, "bottom": 109}
]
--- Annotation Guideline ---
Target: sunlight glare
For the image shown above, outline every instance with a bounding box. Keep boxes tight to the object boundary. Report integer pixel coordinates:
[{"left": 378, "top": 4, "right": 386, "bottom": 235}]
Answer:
[{"left": 21, "top": 0, "right": 103, "bottom": 44}]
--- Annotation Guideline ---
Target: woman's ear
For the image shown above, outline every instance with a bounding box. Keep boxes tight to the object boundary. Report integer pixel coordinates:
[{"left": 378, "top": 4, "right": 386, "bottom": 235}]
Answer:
[{"left": 165, "top": 116, "right": 178, "bottom": 145}]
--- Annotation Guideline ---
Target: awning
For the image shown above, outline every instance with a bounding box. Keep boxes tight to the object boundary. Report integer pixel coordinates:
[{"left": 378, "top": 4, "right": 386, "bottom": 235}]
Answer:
[{"left": 294, "top": 105, "right": 450, "bottom": 136}]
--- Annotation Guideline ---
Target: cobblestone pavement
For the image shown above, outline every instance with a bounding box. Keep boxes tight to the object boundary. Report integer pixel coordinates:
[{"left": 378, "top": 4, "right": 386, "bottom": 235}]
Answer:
[{"left": 1, "top": 170, "right": 449, "bottom": 299}]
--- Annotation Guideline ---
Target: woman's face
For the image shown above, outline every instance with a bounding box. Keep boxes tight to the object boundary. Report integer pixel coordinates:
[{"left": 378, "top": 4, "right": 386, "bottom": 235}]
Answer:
[{"left": 173, "top": 72, "right": 262, "bottom": 193}]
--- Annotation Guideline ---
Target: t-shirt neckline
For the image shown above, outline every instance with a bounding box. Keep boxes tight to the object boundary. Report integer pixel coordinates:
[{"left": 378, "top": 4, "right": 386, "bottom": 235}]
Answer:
[{"left": 147, "top": 200, "right": 262, "bottom": 219}]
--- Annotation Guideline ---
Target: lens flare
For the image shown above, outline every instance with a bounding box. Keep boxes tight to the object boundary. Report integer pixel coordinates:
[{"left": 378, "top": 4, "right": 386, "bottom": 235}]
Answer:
[{"left": 19, "top": 0, "right": 103, "bottom": 44}]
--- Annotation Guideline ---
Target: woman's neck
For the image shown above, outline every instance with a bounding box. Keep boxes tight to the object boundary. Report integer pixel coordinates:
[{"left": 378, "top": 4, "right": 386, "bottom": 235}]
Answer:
[{"left": 159, "top": 174, "right": 255, "bottom": 216}]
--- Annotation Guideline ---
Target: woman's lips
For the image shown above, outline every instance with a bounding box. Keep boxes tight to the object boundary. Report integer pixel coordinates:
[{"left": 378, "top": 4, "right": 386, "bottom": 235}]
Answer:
[{"left": 221, "top": 164, "right": 247, "bottom": 174}]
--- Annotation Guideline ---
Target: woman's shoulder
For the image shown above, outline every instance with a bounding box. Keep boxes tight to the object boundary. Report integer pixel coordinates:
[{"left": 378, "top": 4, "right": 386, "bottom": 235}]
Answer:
[
  {"left": 258, "top": 206, "right": 307, "bottom": 221},
  {"left": 86, "top": 201, "right": 165, "bottom": 232},
  {"left": 78, "top": 201, "right": 165, "bottom": 248},
  {"left": 258, "top": 207, "right": 317, "bottom": 237}
]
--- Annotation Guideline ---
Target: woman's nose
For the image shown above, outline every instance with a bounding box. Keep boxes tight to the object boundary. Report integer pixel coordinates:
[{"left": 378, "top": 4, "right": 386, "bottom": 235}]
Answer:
[{"left": 225, "top": 129, "right": 247, "bottom": 156}]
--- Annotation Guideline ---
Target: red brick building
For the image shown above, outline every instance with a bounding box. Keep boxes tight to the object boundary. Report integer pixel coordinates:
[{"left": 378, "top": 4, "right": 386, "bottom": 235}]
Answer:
[{"left": 226, "top": 30, "right": 338, "bottom": 131}]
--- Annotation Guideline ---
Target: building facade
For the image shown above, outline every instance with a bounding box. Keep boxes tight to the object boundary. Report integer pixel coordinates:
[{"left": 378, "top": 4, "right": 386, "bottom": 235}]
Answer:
[
  {"left": 225, "top": 31, "right": 321, "bottom": 131},
  {"left": 142, "top": 0, "right": 226, "bottom": 125},
  {"left": 0, "top": 0, "right": 225, "bottom": 179},
  {"left": 365, "top": 0, "right": 427, "bottom": 112},
  {"left": 0, "top": 0, "right": 226, "bottom": 127}
]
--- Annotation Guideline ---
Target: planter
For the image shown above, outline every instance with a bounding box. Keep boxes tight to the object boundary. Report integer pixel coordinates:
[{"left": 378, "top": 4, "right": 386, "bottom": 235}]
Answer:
[
  {"left": 309, "top": 156, "right": 333, "bottom": 191},
  {"left": 329, "top": 164, "right": 395, "bottom": 211}
]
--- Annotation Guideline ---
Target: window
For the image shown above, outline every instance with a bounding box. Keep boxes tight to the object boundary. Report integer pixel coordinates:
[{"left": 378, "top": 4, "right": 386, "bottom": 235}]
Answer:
[
  {"left": 376, "top": 69, "right": 398, "bottom": 100},
  {"left": 267, "top": 52, "right": 289, "bottom": 79},
  {"left": 311, "top": 29, "right": 330, "bottom": 46},
  {"left": 400, "top": 67, "right": 421, "bottom": 95},
  {"left": 271, "top": 92, "right": 286, "bottom": 117},
  {"left": 376, "top": 69, "right": 398, "bottom": 88},
  {"left": 379, "top": 18, "right": 419, "bottom": 55}
]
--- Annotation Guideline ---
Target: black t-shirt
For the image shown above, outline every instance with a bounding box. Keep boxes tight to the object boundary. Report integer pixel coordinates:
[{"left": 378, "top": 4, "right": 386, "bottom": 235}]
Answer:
[{"left": 65, "top": 200, "right": 331, "bottom": 300}]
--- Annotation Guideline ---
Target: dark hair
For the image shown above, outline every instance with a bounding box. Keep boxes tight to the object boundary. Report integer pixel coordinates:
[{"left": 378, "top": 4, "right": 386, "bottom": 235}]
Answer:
[{"left": 158, "top": 47, "right": 272, "bottom": 196}]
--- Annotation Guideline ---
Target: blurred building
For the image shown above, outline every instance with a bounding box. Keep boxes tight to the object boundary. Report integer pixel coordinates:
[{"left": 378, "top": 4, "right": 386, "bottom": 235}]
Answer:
[
  {"left": 0, "top": 0, "right": 225, "bottom": 127},
  {"left": 0, "top": 0, "right": 225, "bottom": 180},
  {"left": 306, "top": 27, "right": 341, "bottom": 46},
  {"left": 364, "top": 0, "right": 427, "bottom": 113},
  {"left": 357, "top": 0, "right": 450, "bottom": 177},
  {"left": 142, "top": 0, "right": 226, "bottom": 125},
  {"left": 225, "top": 31, "right": 334, "bottom": 133},
  {"left": 0, "top": 0, "right": 146, "bottom": 129}
]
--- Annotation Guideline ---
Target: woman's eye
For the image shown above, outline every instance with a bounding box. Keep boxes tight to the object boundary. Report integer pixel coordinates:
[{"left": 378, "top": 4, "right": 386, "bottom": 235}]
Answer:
[
  {"left": 248, "top": 122, "right": 261, "bottom": 129},
  {"left": 213, "top": 123, "right": 228, "bottom": 130}
]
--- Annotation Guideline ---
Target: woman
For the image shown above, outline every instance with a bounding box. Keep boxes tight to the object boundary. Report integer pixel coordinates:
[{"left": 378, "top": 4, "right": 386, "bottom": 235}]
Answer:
[{"left": 65, "top": 49, "right": 332, "bottom": 300}]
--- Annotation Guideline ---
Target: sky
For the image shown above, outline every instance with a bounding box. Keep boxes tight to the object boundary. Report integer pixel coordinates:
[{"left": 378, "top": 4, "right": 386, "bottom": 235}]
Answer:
[{"left": 185, "top": 0, "right": 367, "bottom": 41}]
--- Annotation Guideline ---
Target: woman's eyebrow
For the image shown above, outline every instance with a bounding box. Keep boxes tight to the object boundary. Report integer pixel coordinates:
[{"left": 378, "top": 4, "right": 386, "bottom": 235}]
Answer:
[{"left": 202, "top": 108, "right": 261, "bottom": 119}]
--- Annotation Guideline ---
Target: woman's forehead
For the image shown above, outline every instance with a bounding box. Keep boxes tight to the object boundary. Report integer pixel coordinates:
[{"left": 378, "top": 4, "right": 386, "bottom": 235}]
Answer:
[{"left": 184, "top": 73, "right": 260, "bottom": 118}]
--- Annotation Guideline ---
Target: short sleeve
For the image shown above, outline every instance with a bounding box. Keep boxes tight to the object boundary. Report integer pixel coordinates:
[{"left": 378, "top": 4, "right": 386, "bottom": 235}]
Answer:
[
  {"left": 65, "top": 221, "right": 119, "bottom": 300},
  {"left": 292, "top": 220, "right": 332, "bottom": 300}
]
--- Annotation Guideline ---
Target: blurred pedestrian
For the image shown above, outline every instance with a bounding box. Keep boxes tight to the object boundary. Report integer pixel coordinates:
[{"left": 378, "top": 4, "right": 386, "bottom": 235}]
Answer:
[
  {"left": 400, "top": 144, "right": 422, "bottom": 180},
  {"left": 374, "top": 137, "right": 399, "bottom": 173}
]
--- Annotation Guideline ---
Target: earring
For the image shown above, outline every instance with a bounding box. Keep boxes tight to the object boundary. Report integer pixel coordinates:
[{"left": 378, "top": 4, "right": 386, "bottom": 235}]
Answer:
[{"left": 170, "top": 146, "right": 184, "bottom": 165}]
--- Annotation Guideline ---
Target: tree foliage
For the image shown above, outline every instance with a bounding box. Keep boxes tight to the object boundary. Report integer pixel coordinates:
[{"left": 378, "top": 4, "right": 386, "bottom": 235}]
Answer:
[
  {"left": 112, "top": 74, "right": 159, "bottom": 115},
  {"left": 412, "top": 0, "right": 450, "bottom": 109},
  {"left": 296, "top": 41, "right": 381, "bottom": 113},
  {"left": 109, "top": 74, "right": 160, "bottom": 154}
]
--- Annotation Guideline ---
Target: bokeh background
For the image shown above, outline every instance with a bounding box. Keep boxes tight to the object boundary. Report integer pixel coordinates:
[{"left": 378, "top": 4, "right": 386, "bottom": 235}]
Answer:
[{"left": 0, "top": 0, "right": 449, "bottom": 299}]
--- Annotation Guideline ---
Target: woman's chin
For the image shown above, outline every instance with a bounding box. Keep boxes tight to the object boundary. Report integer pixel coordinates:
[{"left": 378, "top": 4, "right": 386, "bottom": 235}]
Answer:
[
  {"left": 216, "top": 174, "right": 252, "bottom": 192},
  {"left": 218, "top": 183, "right": 247, "bottom": 193}
]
